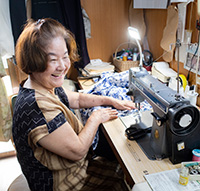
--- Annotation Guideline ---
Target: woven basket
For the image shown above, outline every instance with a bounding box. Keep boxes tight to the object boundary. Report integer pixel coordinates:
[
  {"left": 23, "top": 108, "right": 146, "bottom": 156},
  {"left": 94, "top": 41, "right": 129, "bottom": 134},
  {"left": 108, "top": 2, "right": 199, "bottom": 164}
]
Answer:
[{"left": 113, "top": 42, "right": 139, "bottom": 72}]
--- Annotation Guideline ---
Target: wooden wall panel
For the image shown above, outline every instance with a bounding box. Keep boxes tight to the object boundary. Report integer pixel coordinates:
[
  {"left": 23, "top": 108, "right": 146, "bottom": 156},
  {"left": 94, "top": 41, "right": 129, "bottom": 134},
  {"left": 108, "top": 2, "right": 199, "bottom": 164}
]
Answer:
[
  {"left": 81, "top": 0, "right": 168, "bottom": 63},
  {"left": 144, "top": 9, "right": 167, "bottom": 61},
  {"left": 81, "top": 0, "right": 132, "bottom": 62}
]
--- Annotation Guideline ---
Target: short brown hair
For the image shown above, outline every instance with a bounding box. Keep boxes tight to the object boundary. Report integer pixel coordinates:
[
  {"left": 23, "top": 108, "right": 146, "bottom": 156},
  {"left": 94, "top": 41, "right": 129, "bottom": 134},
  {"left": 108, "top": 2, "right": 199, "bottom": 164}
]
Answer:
[{"left": 15, "top": 18, "right": 80, "bottom": 74}]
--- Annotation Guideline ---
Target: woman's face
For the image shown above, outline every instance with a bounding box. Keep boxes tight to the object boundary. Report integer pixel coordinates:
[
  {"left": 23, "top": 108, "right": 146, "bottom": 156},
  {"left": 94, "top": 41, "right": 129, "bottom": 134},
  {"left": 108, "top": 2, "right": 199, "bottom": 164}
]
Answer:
[{"left": 32, "top": 36, "right": 71, "bottom": 90}]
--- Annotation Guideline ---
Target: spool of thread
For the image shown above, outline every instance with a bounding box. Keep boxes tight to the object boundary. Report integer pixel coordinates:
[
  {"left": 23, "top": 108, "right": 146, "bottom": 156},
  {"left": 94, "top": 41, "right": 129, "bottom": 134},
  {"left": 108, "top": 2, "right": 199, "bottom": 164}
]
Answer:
[
  {"left": 122, "top": 55, "right": 127, "bottom": 61},
  {"left": 192, "top": 149, "right": 200, "bottom": 161},
  {"left": 179, "top": 74, "right": 187, "bottom": 91}
]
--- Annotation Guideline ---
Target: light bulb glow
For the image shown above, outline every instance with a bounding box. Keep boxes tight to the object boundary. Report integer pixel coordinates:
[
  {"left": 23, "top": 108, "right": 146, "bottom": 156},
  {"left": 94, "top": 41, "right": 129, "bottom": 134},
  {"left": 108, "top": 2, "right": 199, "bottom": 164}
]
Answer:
[{"left": 128, "top": 27, "right": 141, "bottom": 40}]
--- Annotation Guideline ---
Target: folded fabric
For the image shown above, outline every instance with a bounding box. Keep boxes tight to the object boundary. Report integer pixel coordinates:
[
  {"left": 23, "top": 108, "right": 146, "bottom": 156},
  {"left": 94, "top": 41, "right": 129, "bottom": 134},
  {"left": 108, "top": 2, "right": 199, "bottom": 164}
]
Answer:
[{"left": 83, "top": 60, "right": 115, "bottom": 76}]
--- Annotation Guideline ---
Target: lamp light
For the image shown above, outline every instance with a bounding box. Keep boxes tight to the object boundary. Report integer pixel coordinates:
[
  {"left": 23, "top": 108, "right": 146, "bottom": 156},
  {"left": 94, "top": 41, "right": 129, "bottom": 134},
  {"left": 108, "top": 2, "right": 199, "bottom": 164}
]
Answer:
[{"left": 128, "top": 27, "right": 143, "bottom": 68}]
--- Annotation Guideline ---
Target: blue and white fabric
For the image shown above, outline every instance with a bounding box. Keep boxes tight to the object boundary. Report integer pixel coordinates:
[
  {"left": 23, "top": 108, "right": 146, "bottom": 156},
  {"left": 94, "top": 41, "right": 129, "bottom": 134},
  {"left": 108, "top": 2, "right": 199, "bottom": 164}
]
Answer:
[{"left": 80, "top": 71, "right": 152, "bottom": 149}]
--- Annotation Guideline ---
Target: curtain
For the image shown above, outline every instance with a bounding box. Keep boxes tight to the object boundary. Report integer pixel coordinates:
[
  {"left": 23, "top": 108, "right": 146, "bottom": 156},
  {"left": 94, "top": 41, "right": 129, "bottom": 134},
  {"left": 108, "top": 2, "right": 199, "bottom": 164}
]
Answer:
[
  {"left": 0, "top": 57, "right": 12, "bottom": 142},
  {"left": 0, "top": 0, "right": 15, "bottom": 56}
]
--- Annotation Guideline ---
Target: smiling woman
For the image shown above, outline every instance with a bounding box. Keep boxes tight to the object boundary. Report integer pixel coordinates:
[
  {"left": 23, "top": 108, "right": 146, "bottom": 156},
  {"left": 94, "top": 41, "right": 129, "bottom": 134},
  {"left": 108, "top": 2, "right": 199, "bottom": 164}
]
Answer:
[{"left": 12, "top": 18, "right": 134, "bottom": 191}]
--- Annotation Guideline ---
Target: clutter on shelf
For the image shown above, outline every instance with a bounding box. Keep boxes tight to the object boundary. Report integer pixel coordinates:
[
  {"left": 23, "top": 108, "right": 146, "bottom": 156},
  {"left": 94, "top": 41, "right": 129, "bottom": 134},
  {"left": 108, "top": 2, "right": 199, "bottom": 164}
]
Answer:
[
  {"left": 152, "top": 62, "right": 198, "bottom": 106},
  {"left": 112, "top": 42, "right": 153, "bottom": 72},
  {"left": 112, "top": 42, "right": 139, "bottom": 72},
  {"left": 82, "top": 59, "right": 114, "bottom": 76}
]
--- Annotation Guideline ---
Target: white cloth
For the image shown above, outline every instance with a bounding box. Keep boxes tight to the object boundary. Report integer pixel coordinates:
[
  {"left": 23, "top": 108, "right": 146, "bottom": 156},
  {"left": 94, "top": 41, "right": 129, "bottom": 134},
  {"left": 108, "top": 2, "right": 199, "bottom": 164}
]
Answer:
[{"left": 0, "top": 0, "right": 15, "bottom": 56}]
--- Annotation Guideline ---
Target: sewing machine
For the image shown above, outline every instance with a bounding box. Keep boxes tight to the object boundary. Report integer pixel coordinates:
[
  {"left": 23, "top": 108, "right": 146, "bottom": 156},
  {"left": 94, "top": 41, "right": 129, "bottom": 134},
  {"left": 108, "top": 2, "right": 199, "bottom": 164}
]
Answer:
[{"left": 128, "top": 67, "right": 200, "bottom": 164}]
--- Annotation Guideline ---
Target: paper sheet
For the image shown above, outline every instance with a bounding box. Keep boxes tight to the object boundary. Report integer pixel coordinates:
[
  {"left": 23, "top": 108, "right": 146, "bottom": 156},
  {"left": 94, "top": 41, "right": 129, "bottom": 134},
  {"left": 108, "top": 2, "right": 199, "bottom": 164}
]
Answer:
[
  {"left": 171, "top": 0, "right": 190, "bottom": 2},
  {"left": 177, "top": 1, "right": 194, "bottom": 42},
  {"left": 175, "top": 30, "right": 192, "bottom": 64},
  {"left": 133, "top": 0, "right": 168, "bottom": 9},
  {"left": 144, "top": 169, "right": 200, "bottom": 191}
]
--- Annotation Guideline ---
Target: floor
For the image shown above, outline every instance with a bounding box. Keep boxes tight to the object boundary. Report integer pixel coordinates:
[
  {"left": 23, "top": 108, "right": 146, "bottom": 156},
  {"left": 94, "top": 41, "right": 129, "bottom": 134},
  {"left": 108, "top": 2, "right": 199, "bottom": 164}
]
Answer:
[{"left": 0, "top": 141, "right": 22, "bottom": 191}]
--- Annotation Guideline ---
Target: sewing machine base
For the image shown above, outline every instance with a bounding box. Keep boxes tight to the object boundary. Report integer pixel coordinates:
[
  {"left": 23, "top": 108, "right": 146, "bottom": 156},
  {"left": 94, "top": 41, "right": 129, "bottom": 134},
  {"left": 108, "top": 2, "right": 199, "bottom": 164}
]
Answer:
[{"left": 137, "top": 133, "right": 168, "bottom": 161}]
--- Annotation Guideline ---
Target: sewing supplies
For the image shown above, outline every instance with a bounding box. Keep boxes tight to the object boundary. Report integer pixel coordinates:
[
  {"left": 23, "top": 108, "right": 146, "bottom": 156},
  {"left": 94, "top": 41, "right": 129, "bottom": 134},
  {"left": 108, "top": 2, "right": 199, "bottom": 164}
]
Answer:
[{"left": 180, "top": 162, "right": 200, "bottom": 182}]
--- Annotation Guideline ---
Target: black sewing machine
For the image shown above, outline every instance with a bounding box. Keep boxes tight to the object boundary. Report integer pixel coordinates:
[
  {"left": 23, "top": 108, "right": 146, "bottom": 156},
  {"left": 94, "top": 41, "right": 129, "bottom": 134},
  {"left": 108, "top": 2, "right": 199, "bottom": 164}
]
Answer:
[{"left": 127, "top": 67, "right": 200, "bottom": 164}]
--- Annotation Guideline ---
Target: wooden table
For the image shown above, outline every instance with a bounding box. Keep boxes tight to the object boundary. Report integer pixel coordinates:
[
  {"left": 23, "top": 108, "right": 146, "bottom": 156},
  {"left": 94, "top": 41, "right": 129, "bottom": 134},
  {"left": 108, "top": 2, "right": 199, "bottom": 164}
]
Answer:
[{"left": 102, "top": 118, "right": 181, "bottom": 187}]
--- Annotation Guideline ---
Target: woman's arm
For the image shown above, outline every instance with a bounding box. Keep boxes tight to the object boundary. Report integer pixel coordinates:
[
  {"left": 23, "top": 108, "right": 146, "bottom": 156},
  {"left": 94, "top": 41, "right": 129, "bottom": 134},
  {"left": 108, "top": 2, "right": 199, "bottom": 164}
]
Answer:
[
  {"left": 65, "top": 89, "right": 135, "bottom": 110},
  {"left": 38, "top": 108, "right": 118, "bottom": 161},
  {"left": 38, "top": 88, "right": 135, "bottom": 160}
]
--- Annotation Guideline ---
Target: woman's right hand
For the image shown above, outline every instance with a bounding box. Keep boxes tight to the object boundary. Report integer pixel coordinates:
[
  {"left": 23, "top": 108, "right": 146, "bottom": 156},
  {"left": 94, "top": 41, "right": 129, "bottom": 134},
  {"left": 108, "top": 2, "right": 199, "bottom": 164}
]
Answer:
[{"left": 89, "top": 108, "right": 118, "bottom": 124}]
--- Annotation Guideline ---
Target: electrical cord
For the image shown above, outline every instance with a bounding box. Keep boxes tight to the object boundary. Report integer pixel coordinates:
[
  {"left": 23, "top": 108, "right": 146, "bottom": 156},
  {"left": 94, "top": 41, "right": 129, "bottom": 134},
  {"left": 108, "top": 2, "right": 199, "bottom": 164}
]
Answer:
[{"left": 125, "top": 125, "right": 151, "bottom": 141}]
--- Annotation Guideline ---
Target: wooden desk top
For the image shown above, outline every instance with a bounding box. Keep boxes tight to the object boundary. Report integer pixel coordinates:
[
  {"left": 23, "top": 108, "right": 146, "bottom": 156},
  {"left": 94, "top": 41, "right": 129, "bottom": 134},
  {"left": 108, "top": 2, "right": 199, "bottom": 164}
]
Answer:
[{"left": 102, "top": 118, "right": 181, "bottom": 185}]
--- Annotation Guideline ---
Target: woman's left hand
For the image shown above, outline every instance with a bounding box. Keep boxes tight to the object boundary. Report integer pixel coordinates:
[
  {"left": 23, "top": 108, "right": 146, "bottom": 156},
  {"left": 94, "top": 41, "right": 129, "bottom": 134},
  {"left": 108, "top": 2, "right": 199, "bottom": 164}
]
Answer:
[{"left": 111, "top": 98, "right": 135, "bottom": 111}]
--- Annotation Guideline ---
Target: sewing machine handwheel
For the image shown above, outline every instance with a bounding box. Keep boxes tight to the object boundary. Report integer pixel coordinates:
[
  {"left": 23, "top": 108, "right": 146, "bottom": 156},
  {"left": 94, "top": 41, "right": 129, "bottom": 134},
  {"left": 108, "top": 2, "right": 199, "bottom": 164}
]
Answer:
[{"left": 170, "top": 106, "right": 199, "bottom": 136}]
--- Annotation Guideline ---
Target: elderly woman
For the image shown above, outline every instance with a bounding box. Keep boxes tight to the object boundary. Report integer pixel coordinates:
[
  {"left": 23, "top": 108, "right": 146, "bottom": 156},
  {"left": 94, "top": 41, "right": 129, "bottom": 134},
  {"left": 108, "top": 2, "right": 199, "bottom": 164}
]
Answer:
[{"left": 12, "top": 18, "right": 135, "bottom": 191}]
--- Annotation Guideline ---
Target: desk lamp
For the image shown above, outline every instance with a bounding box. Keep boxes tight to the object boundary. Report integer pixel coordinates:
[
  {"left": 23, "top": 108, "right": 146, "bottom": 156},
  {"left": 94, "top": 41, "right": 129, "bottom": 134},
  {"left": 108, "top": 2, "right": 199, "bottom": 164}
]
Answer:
[{"left": 128, "top": 27, "right": 143, "bottom": 69}]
